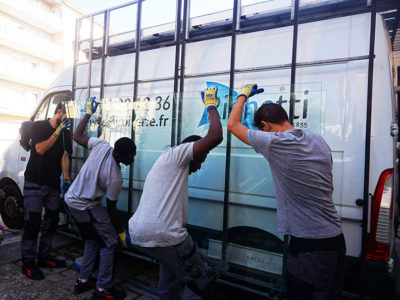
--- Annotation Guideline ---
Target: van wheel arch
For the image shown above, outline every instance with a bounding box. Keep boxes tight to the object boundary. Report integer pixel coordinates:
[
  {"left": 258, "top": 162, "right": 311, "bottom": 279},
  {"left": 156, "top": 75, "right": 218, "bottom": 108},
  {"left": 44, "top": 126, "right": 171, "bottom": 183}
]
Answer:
[{"left": 0, "top": 178, "right": 24, "bottom": 229}]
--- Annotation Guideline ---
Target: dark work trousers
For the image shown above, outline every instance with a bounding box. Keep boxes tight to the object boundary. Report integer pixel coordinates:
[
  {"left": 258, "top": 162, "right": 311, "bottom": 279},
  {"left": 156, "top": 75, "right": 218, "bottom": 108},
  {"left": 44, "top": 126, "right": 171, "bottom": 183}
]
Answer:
[
  {"left": 20, "top": 180, "right": 60, "bottom": 264},
  {"left": 68, "top": 205, "right": 118, "bottom": 289},
  {"left": 135, "top": 235, "right": 210, "bottom": 300},
  {"left": 286, "top": 234, "right": 346, "bottom": 300}
]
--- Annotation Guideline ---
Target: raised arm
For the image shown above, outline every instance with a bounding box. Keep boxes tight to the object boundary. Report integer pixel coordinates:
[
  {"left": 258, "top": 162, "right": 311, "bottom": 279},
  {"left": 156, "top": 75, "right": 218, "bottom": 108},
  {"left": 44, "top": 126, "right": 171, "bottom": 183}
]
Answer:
[
  {"left": 35, "top": 119, "right": 70, "bottom": 155},
  {"left": 73, "top": 97, "right": 99, "bottom": 148},
  {"left": 193, "top": 87, "right": 223, "bottom": 157},
  {"left": 227, "top": 84, "right": 264, "bottom": 145}
]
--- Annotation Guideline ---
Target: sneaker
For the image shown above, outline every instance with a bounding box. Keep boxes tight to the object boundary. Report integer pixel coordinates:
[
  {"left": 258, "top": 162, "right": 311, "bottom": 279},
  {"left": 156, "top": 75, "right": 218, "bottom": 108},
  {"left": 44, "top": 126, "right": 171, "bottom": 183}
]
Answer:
[
  {"left": 74, "top": 277, "right": 96, "bottom": 294},
  {"left": 38, "top": 255, "right": 66, "bottom": 268},
  {"left": 22, "top": 262, "right": 44, "bottom": 280},
  {"left": 92, "top": 287, "right": 127, "bottom": 300}
]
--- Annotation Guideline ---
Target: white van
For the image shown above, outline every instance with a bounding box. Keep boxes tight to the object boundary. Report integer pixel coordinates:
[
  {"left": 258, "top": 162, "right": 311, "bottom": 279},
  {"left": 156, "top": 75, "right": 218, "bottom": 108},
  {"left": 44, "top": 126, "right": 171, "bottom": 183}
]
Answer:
[{"left": 0, "top": 0, "right": 398, "bottom": 298}]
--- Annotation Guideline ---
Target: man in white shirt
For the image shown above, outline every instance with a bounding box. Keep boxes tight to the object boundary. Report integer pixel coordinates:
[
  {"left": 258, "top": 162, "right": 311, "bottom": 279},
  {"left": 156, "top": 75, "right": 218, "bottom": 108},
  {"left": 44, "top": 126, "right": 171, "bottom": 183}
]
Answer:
[
  {"left": 65, "top": 97, "right": 136, "bottom": 300},
  {"left": 129, "top": 87, "right": 223, "bottom": 300}
]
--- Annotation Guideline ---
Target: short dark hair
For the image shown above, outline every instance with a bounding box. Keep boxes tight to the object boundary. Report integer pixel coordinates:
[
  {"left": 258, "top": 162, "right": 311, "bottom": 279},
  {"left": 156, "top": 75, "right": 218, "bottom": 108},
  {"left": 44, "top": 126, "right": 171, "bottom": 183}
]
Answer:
[
  {"left": 54, "top": 103, "right": 66, "bottom": 115},
  {"left": 114, "top": 137, "right": 136, "bottom": 155},
  {"left": 180, "top": 135, "right": 202, "bottom": 144},
  {"left": 254, "top": 103, "right": 289, "bottom": 129}
]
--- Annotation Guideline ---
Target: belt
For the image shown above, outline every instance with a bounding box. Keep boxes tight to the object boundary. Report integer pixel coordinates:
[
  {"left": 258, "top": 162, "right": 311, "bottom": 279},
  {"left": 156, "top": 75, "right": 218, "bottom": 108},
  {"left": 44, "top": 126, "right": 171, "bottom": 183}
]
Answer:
[
  {"left": 24, "top": 186, "right": 41, "bottom": 191},
  {"left": 289, "top": 233, "right": 346, "bottom": 256}
]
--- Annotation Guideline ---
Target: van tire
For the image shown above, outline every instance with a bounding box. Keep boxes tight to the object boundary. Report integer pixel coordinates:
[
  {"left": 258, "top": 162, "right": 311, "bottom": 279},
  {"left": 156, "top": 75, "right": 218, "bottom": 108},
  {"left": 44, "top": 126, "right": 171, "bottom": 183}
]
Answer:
[{"left": 0, "top": 182, "right": 23, "bottom": 229}]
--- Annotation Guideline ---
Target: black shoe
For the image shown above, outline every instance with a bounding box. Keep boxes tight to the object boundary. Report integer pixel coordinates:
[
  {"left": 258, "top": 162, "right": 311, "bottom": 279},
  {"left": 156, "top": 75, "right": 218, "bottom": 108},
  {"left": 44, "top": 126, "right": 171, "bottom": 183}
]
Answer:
[
  {"left": 38, "top": 255, "right": 66, "bottom": 268},
  {"left": 92, "top": 287, "right": 127, "bottom": 300},
  {"left": 22, "top": 262, "right": 44, "bottom": 280},
  {"left": 74, "top": 277, "right": 96, "bottom": 294}
]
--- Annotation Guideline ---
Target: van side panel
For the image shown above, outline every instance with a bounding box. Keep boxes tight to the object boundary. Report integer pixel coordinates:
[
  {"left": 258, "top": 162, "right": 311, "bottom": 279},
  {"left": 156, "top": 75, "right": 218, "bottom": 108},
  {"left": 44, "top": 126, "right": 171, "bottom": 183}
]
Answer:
[{"left": 47, "top": 13, "right": 393, "bottom": 264}]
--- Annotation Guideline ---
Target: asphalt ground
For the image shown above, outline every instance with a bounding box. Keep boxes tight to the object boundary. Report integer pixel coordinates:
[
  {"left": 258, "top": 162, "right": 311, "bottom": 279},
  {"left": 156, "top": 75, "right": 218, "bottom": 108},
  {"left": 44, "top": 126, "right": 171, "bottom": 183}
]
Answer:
[
  {"left": 0, "top": 221, "right": 155, "bottom": 300},
  {"left": 2, "top": 216, "right": 386, "bottom": 300},
  {"left": 0, "top": 220, "right": 277, "bottom": 300}
]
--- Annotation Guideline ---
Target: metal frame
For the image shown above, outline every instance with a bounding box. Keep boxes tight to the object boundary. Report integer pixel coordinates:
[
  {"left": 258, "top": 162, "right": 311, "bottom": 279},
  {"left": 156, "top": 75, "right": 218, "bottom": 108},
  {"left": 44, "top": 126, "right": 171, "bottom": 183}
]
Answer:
[
  {"left": 360, "top": 0, "right": 377, "bottom": 296},
  {"left": 128, "top": 0, "right": 143, "bottom": 215},
  {"left": 289, "top": 0, "right": 299, "bottom": 124},
  {"left": 70, "top": 0, "right": 392, "bottom": 296},
  {"left": 171, "top": 0, "right": 183, "bottom": 147},
  {"left": 176, "top": 0, "right": 189, "bottom": 144},
  {"left": 222, "top": 0, "right": 240, "bottom": 262}
]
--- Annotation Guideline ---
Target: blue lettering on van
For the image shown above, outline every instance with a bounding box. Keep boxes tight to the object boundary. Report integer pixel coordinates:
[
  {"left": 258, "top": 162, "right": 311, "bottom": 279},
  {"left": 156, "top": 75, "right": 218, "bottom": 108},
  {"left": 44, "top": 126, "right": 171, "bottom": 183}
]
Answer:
[{"left": 197, "top": 82, "right": 310, "bottom": 129}]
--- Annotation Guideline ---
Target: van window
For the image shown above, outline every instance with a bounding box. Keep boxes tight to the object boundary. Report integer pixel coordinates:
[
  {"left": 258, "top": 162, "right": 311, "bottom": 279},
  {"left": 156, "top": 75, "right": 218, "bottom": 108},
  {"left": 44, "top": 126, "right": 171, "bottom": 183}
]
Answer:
[
  {"left": 34, "top": 92, "right": 72, "bottom": 121},
  {"left": 34, "top": 98, "right": 49, "bottom": 121}
]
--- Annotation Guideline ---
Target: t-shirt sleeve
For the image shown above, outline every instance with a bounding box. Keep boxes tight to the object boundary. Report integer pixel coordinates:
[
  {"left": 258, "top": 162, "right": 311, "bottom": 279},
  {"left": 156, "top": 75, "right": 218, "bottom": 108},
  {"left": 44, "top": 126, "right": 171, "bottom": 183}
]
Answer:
[
  {"left": 172, "top": 142, "right": 194, "bottom": 168},
  {"left": 88, "top": 137, "right": 108, "bottom": 151},
  {"left": 246, "top": 129, "right": 273, "bottom": 155},
  {"left": 106, "top": 180, "right": 123, "bottom": 201},
  {"left": 31, "top": 122, "right": 49, "bottom": 145}
]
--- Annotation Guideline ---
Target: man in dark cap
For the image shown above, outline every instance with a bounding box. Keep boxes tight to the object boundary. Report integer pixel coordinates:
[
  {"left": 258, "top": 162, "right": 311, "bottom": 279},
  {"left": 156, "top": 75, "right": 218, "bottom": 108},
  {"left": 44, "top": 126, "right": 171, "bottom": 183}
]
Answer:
[{"left": 65, "top": 97, "right": 136, "bottom": 300}]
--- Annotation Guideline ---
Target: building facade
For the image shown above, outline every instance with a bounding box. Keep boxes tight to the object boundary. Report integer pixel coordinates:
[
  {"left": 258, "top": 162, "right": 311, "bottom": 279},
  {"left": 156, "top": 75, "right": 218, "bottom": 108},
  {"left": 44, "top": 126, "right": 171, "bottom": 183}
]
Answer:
[{"left": 0, "top": 0, "right": 90, "bottom": 151}]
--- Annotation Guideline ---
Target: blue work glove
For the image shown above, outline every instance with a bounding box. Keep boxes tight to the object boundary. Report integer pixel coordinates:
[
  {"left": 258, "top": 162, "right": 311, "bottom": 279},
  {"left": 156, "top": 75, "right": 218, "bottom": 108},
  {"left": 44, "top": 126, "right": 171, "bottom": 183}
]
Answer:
[
  {"left": 237, "top": 84, "right": 264, "bottom": 99},
  {"left": 62, "top": 179, "right": 71, "bottom": 194},
  {"left": 201, "top": 87, "right": 218, "bottom": 111},
  {"left": 117, "top": 230, "right": 133, "bottom": 248},
  {"left": 53, "top": 118, "right": 70, "bottom": 137},
  {"left": 84, "top": 96, "right": 99, "bottom": 118}
]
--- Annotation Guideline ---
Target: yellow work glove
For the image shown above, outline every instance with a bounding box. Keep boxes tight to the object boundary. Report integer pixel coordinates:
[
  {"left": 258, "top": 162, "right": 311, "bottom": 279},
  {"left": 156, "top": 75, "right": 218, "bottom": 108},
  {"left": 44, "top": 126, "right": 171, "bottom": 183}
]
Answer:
[
  {"left": 53, "top": 118, "right": 70, "bottom": 137},
  {"left": 238, "top": 84, "right": 264, "bottom": 99},
  {"left": 84, "top": 96, "right": 99, "bottom": 117},
  {"left": 201, "top": 87, "right": 218, "bottom": 110},
  {"left": 118, "top": 230, "right": 133, "bottom": 248}
]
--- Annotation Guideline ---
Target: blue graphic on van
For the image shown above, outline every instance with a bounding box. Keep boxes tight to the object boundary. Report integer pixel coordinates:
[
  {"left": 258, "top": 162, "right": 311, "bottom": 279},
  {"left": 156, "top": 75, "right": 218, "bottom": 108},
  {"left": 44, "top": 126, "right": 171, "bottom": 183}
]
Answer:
[{"left": 197, "top": 82, "right": 256, "bottom": 129}]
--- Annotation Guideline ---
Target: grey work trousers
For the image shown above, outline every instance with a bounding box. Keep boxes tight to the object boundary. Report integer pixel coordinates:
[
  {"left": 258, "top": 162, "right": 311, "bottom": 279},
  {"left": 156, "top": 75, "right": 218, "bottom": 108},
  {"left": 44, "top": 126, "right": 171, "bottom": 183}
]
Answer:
[
  {"left": 68, "top": 205, "right": 118, "bottom": 289},
  {"left": 20, "top": 181, "right": 60, "bottom": 264},
  {"left": 135, "top": 235, "right": 210, "bottom": 300}
]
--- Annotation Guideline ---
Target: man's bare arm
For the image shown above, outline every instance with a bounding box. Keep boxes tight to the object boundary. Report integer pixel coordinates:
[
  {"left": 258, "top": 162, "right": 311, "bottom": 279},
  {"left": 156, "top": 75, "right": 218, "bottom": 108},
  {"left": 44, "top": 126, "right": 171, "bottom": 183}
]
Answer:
[
  {"left": 61, "top": 151, "right": 71, "bottom": 182},
  {"left": 107, "top": 199, "right": 123, "bottom": 232},
  {"left": 228, "top": 84, "right": 264, "bottom": 145},
  {"left": 73, "top": 97, "right": 99, "bottom": 148},
  {"left": 36, "top": 119, "right": 70, "bottom": 155},
  {"left": 227, "top": 95, "right": 250, "bottom": 145},
  {"left": 73, "top": 115, "right": 90, "bottom": 148},
  {"left": 35, "top": 135, "right": 59, "bottom": 155},
  {"left": 193, "top": 109, "right": 223, "bottom": 157}
]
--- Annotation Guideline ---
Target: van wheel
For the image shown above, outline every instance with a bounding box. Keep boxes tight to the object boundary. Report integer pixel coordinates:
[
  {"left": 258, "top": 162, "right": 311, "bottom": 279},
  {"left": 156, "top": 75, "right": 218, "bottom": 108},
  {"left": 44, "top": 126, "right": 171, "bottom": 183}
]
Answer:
[{"left": 0, "top": 183, "right": 23, "bottom": 229}]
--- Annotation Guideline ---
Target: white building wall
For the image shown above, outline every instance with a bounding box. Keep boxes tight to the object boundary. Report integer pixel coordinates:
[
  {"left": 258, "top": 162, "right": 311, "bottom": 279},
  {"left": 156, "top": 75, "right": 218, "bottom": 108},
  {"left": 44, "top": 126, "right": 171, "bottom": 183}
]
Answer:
[{"left": 0, "top": 0, "right": 95, "bottom": 153}]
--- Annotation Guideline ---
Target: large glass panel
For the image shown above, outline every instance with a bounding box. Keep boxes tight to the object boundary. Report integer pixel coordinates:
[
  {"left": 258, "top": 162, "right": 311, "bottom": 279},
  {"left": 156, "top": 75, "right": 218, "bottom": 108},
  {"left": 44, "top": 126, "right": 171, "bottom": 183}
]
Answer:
[
  {"left": 179, "top": 83, "right": 228, "bottom": 257},
  {"left": 70, "top": 78, "right": 175, "bottom": 213},
  {"left": 218, "top": 76, "right": 324, "bottom": 280},
  {"left": 131, "top": 83, "right": 174, "bottom": 213}
]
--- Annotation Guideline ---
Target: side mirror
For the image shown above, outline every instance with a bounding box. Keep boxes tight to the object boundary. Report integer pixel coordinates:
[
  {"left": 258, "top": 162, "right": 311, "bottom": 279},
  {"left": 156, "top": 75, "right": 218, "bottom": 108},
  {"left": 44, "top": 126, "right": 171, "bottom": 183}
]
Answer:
[{"left": 19, "top": 120, "right": 34, "bottom": 152}]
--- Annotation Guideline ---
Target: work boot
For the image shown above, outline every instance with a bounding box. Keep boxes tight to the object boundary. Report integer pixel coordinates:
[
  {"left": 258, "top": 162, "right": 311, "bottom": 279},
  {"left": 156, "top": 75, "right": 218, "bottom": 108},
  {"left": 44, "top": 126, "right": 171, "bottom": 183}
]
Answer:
[
  {"left": 92, "top": 287, "right": 127, "bottom": 300},
  {"left": 21, "top": 262, "right": 44, "bottom": 280},
  {"left": 74, "top": 277, "right": 97, "bottom": 294},
  {"left": 38, "top": 255, "right": 66, "bottom": 268}
]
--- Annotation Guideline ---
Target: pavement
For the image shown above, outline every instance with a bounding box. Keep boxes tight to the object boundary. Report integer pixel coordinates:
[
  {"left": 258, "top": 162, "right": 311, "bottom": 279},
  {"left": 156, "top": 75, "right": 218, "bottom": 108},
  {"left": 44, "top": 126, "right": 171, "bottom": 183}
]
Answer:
[
  {"left": 0, "top": 220, "right": 157, "bottom": 300},
  {"left": 0, "top": 225, "right": 275, "bottom": 300}
]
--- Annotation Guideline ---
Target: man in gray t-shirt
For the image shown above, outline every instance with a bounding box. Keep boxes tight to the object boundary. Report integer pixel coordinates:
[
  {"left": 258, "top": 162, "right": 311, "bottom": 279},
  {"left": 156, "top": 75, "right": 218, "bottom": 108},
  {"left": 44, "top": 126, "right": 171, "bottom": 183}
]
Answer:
[
  {"left": 227, "top": 84, "right": 346, "bottom": 299},
  {"left": 129, "top": 87, "right": 223, "bottom": 300},
  {"left": 65, "top": 97, "right": 136, "bottom": 300}
]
